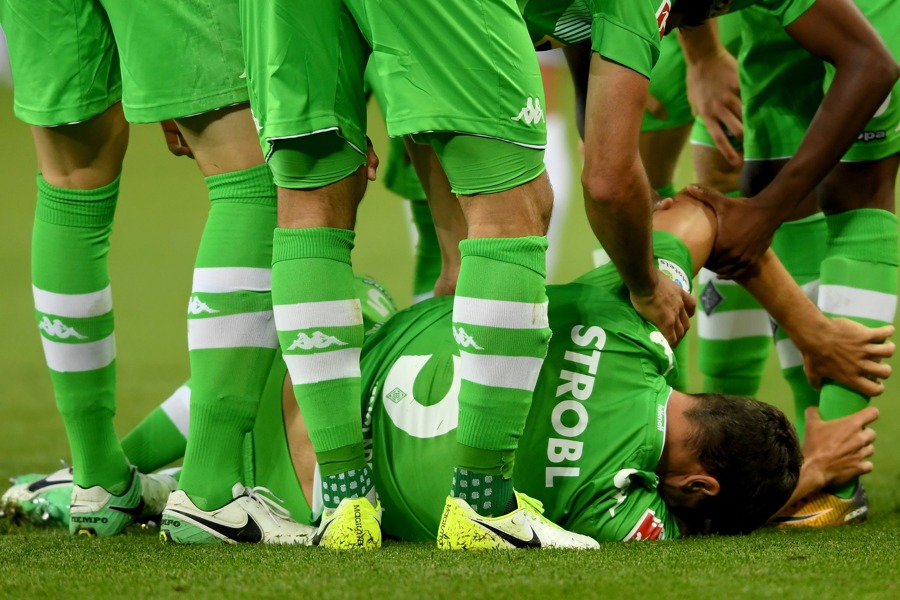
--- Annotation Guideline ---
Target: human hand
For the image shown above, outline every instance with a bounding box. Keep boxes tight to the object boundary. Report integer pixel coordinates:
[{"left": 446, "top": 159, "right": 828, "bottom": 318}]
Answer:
[
  {"left": 686, "top": 49, "right": 743, "bottom": 166},
  {"left": 366, "top": 137, "right": 379, "bottom": 182},
  {"left": 802, "top": 321, "right": 894, "bottom": 397},
  {"left": 630, "top": 272, "right": 696, "bottom": 347},
  {"left": 160, "top": 120, "right": 194, "bottom": 159},
  {"left": 645, "top": 93, "right": 668, "bottom": 121},
  {"left": 801, "top": 406, "right": 878, "bottom": 491},
  {"left": 686, "top": 185, "right": 779, "bottom": 279}
]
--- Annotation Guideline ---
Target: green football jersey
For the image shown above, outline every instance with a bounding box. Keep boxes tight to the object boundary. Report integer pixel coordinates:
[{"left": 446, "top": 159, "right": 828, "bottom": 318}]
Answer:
[{"left": 363, "top": 232, "right": 693, "bottom": 543}]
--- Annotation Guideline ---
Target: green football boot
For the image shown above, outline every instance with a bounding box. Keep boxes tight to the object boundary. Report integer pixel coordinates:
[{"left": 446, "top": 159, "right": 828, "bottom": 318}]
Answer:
[
  {"left": 1, "top": 466, "right": 73, "bottom": 527},
  {"left": 69, "top": 467, "right": 177, "bottom": 537}
]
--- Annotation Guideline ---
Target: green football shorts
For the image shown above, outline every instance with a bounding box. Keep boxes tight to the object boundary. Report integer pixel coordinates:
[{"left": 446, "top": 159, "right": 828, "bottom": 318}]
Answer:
[
  {"left": 642, "top": 33, "right": 693, "bottom": 133},
  {"left": 738, "top": 6, "right": 825, "bottom": 160},
  {"left": 0, "top": 0, "right": 247, "bottom": 126},
  {"left": 243, "top": 0, "right": 547, "bottom": 168},
  {"left": 827, "top": 0, "right": 900, "bottom": 162}
]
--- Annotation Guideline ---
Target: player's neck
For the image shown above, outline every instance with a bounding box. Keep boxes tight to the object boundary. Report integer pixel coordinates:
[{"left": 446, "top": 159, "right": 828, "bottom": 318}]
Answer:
[{"left": 657, "top": 391, "right": 702, "bottom": 478}]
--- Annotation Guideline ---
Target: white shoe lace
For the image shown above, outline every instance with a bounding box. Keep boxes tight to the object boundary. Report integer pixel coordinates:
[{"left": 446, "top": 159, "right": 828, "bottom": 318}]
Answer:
[{"left": 244, "top": 486, "right": 294, "bottom": 527}]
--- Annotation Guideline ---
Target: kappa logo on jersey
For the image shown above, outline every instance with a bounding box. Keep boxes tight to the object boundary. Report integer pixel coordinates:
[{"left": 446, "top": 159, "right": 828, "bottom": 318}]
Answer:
[
  {"left": 511, "top": 97, "right": 545, "bottom": 125},
  {"left": 452, "top": 326, "right": 484, "bottom": 350},
  {"left": 624, "top": 509, "right": 665, "bottom": 541},
  {"left": 656, "top": 0, "right": 671, "bottom": 40},
  {"left": 38, "top": 317, "right": 88, "bottom": 340},
  {"left": 187, "top": 296, "right": 219, "bottom": 315},
  {"left": 287, "top": 331, "right": 348, "bottom": 351}
]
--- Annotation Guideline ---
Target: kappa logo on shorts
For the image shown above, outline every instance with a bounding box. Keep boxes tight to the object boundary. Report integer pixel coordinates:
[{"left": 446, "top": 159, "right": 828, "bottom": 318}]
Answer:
[
  {"left": 511, "top": 97, "right": 545, "bottom": 125},
  {"left": 38, "top": 317, "right": 88, "bottom": 340},
  {"left": 624, "top": 509, "right": 665, "bottom": 541},
  {"left": 287, "top": 331, "right": 348, "bottom": 351},
  {"left": 656, "top": 0, "right": 671, "bottom": 40},
  {"left": 187, "top": 296, "right": 219, "bottom": 315}
]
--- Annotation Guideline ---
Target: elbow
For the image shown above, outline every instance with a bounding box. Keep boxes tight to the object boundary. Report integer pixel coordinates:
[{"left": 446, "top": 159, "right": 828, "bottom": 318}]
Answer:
[
  {"left": 581, "top": 164, "right": 641, "bottom": 209},
  {"left": 860, "top": 44, "right": 900, "bottom": 98}
]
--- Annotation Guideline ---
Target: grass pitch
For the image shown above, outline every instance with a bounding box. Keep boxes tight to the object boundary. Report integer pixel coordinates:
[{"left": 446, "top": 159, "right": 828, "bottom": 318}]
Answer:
[{"left": 1, "top": 86, "right": 900, "bottom": 599}]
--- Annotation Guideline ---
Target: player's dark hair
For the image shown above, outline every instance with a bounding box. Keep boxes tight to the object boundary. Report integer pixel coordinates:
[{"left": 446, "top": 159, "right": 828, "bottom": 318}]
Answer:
[
  {"left": 676, "top": 0, "right": 732, "bottom": 28},
  {"left": 685, "top": 392, "right": 802, "bottom": 535}
]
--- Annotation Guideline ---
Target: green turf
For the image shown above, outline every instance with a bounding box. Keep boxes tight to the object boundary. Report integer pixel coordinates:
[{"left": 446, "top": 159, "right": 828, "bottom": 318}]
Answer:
[{"left": 2, "top": 83, "right": 900, "bottom": 598}]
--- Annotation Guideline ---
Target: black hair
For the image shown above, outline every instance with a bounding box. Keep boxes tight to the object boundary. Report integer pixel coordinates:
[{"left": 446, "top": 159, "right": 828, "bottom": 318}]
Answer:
[{"left": 685, "top": 392, "right": 803, "bottom": 535}]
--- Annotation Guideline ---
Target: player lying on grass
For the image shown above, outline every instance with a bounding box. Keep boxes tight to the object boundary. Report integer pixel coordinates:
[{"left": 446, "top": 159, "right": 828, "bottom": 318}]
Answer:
[{"left": 4, "top": 191, "right": 890, "bottom": 546}]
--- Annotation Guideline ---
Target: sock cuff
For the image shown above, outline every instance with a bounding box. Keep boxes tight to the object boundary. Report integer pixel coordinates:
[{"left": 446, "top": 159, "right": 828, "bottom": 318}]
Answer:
[
  {"left": 459, "top": 236, "right": 548, "bottom": 277},
  {"left": 272, "top": 227, "right": 355, "bottom": 264},
  {"left": 826, "top": 209, "right": 899, "bottom": 266},
  {"left": 205, "top": 164, "right": 276, "bottom": 206},
  {"left": 772, "top": 213, "right": 827, "bottom": 277},
  {"left": 35, "top": 174, "right": 119, "bottom": 227}
]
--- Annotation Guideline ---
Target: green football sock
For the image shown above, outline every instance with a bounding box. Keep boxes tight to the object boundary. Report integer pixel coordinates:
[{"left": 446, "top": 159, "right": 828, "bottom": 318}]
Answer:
[
  {"left": 272, "top": 226, "right": 369, "bottom": 509},
  {"left": 177, "top": 165, "right": 280, "bottom": 510},
  {"left": 817, "top": 209, "right": 898, "bottom": 498},
  {"left": 696, "top": 190, "right": 769, "bottom": 397},
  {"left": 32, "top": 174, "right": 130, "bottom": 493},
  {"left": 120, "top": 383, "right": 190, "bottom": 473},
  {"left": 452, "top": 236, "right": 551, "bottom": 516},
  {"left": 697, "top": 268, "right": 771, "bottom": 397},
  {"left": 409, "top": 199, "right": 441, "bottom": 303},
  {"left": 770, "top": 214, "right": 827, "bottom": 440}
]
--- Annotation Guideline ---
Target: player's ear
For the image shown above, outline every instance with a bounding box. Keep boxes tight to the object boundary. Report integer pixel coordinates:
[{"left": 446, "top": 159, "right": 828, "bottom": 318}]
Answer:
[{"left": 685, "top": 474, "right": 720, "bottom": 498}]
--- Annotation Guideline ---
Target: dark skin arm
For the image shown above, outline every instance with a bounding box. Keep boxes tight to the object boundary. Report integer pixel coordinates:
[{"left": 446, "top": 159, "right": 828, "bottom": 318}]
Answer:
[
  {"left": 686, "top": 0, "right": 900, "bottom": 278},
  {"left": 653, "top": 192, "right": 894, "bottom": 395}
]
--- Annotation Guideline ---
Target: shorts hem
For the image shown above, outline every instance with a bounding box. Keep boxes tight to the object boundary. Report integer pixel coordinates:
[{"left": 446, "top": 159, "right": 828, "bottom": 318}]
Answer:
[
  {"left": 123, "top": 88, "right": 249, "bottom": 124},
  {"left": 388, "top": 116, "right": 546, "bottom": 150},
  {"left": 14, "top": 97, "right": 121, "bottom": 127},
  {"left": 840, "top": 141, "right": 900, "bottom": 163}
]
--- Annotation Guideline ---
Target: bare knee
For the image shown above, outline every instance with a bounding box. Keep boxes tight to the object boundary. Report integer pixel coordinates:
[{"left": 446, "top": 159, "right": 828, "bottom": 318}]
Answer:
[{"left": 31, "top": 102, "right": 128, "bottom": 189}]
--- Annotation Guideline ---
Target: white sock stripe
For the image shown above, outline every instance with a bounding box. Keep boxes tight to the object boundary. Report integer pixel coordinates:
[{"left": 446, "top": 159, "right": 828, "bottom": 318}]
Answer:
[
  {"left": 273, "top": 299, "right": 363, "bottom": 330},
  {"left": 698, "top": 269, "right": 739, "bottom": 286},
  {"left": 697, "top": 309, "right": 772, "bottom": 340},
  {"left": 283, "top": 348, "right": 361, "bottom": 384},
  {"left": 161, "top": 385, "right": 191, "bottom": 439},
  {"left": 33, "top": 285, "right": 112, "bottom": 319},
  {"left": 192, "top": 267, "right": 272, "bottom": 293},
  {"left": 776, "top": 338, "right": 804, "bottom": 369},
  {"left": 452, "top": 297, "right": 549, "bottom": 330},
  {"left": 818, "top": 285, "right": 897, "bottom": 323},
  {"left": 41, "top": 334, "right": 115, "bottom": 372},
  {"left": 188, "top": 311, "right": 278, "bottom": 349},
  {"left": 459, "top": 351, "right": 543, "bottom": 391}
]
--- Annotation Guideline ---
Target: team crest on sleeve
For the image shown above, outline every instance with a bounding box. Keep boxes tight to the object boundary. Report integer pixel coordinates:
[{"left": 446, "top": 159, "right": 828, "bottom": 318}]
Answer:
[
  {"left": 656, "top": 1, "right": 671, "bottom": 40},
  {"left": 657, "top": 258, "right": 690, "bottom": 292},
  {"left": 624, "top": 509, "right": 665, "bottom": 541}
]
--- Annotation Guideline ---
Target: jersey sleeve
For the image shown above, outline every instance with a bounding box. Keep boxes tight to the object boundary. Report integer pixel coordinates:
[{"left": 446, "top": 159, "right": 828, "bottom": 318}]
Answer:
[
  {"left": 729, "top": 0, "right": 817, "bottom": 26},
  {"left": 587, "top": 0, "right": 672, "bottom": 79}
]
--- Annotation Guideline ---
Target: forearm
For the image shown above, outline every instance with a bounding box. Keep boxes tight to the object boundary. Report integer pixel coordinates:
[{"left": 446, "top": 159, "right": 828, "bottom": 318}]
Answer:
[
  {"left": 678, "top": 19, "right": 722, "bottom": 64},
  {"left": 782, "top": 461, "right": 825, "bottom": 510},
  {"left": 761, "top": 0, "right": 900, "bottom": 214},
  {"left": 584, "top": 164, "right": 657, "bottom": 296},
  {"left": 734, "top": 249, "right": 827, "bottom": 349}
]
